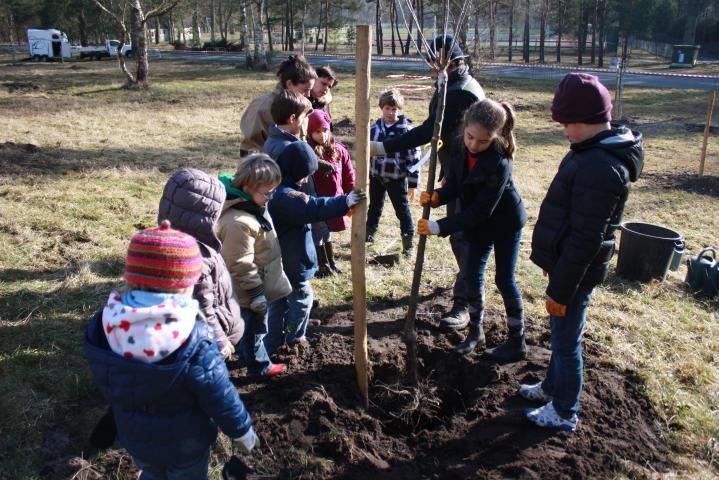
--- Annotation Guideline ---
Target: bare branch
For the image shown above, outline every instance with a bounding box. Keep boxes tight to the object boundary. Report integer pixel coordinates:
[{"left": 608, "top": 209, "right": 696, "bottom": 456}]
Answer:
[
  {"left": 145, "top": 0, "right": 181, "bottom": 21},
  {"left": 395, "top": 0, "right": 434, "bottom": 67},
  {"left": 92, "top": 0, "right": 125, "bottom": 26}
]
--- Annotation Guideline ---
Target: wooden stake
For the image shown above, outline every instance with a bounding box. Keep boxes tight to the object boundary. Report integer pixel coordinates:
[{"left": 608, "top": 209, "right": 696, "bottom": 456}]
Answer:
[
  {"left": 699, "top": 90, "right": 716, "bottom": 177},
  {"left": 352, "top": 24, "right": 372, "bottom": 409}
]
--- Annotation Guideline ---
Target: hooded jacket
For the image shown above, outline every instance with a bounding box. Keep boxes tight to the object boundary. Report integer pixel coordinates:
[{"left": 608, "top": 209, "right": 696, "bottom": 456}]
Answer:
[
  {"left": 263, "top": 124, "right": 300, "bottom": 161},
  {"left": 530, "top": 126, "right": 644, "bottom": 304},
  {"left": 84, "top": 309, "right": 253, "bottom": 467},
  {"left": 158, "top": 168, "right": 243, "bottom": 353},
  {"left": 269, "top": 142, "right": 350, "bottom": 283},
  {"left": 217, "top": 175, "right": 292, "bottom": 306}
]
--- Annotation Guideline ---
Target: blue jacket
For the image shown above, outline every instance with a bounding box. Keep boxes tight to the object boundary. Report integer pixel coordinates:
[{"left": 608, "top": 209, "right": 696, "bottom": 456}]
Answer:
[
  {"left": 269, "top": 142, "right": 349, "bottom": 284},
  {"left": 263, "top": 124, "right": 298, "bottom": 160},
  {"left": 83, "top": 310, "right": 253, "bottom": 467}
]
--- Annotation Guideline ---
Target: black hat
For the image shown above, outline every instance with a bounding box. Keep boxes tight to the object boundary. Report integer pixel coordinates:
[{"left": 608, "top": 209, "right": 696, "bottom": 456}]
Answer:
[{"left": 428, "top": 35, "right": 465, "bottom": 62}]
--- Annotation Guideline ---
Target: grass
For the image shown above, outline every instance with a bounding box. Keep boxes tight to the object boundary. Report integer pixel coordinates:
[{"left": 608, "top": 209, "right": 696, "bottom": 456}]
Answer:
[{"left": 1, "top": 56, "right": 718, "bottom": 478}]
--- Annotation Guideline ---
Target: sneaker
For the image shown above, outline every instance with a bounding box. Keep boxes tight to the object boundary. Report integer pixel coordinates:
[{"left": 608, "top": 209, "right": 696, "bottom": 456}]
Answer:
[
  {"left": 265, "top": 363, "right": 287, "bottom": 378},
  {"left": 525, "top": 402, "right": 578, "bottom": 433},
  {"left": 439, "top": 300, "right": 470, "bottom": 331},
  {"left": 517, "top": 382, "right": 553, "bottom": 403},
  {"left": 486, "top": 334, "right": 527, "bottom": 363}
]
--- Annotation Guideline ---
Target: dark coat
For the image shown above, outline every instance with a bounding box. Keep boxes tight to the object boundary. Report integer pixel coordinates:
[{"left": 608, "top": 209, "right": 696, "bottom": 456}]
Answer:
[
  {"left": 263, "top": 125, "right": 299, "bottom": 161},
  {"left": 530, "top": 126, "right": 644, "bottom": 304},
  {"left": 84, "top": 311, "right": 253, "bottom": 467},
  {"left": 158, "top": 168, "right": 243, "bottom": 352},
  {"left": 269, "top": 142, "right": 349, "bottom": 284},
  {"left": 435, "top": 139, "right": 527, "bottom": 243}
]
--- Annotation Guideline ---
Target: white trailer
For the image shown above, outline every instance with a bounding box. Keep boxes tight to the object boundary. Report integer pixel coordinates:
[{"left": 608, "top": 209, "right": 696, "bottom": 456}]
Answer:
[
  {"left": 73, "top": 39, "right": 133, "bottom": 60},
  {"left": 27, "top": 29, "right": 71, "bottom": 61}
]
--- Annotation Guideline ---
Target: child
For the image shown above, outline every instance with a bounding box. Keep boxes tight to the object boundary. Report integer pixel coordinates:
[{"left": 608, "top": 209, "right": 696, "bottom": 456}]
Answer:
[
  {"left": 158, "top": 168, "right": 243, "bottom": 360},
  {"left": 267, "top": 142, "right": 365, "bottom": 348},
  {"left": 310, "top": 65, "right": 338, "bottom": 113},
  {"left": 418, "top": 98, "right": 527, "bottom": 362},
  {"left": 519, "top": 73, "right": 643, "bottom": 432},
  {"left": 366, "top": 89, "right": 422, "bottom": 256},
  {"left": 217, "top": 154, "right": 292, "bottom": 379},
  {"left": 307, "top": 109, "right": 356, "bottom": 276},
  {"left": 263, "top": 89, "right": 313, "bottom": 161},
  {"left": 84, "top": 221, "right": 258, "bottom": 478}
]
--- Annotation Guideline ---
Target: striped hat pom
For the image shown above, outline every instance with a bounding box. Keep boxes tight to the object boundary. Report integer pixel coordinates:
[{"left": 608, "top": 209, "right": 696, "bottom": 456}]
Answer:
[{"left": 125, "top": 220, "right": 203, "bottom": 289}]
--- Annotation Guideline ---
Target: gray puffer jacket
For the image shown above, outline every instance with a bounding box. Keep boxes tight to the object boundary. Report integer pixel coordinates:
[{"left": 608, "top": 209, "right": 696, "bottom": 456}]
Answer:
[{"left": 158, "top": 168, "right": 244, "bottom": 354}]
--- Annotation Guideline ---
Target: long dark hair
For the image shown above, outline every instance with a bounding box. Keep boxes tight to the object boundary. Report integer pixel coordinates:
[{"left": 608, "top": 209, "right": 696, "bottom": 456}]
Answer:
[
  {"left": 462, "top": 99, "right": 516, "bottom": 160},
  {"left": 276, "top": 55, "right": 317, "bottom": 88}
]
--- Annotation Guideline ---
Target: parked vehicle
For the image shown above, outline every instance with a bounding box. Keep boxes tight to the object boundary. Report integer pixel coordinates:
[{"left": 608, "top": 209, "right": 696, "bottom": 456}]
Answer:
[
  {"left": 73, "top": 39, "right": 133, "bottom": 60},
  {"left": 27, "top": 29, "right": 71, "bottom": 61}
]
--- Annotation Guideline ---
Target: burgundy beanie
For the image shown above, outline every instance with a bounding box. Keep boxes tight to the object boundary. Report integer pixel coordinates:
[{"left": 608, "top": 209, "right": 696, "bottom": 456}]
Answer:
[
  {"left": 125, "top": 220, "right": 203, "bottom": 290},
  {"left": 307, "top": 109, "right": 331, "bottom": 135},
  {"left": 551, "top": 73, "right": 612, "bottom": 124}
]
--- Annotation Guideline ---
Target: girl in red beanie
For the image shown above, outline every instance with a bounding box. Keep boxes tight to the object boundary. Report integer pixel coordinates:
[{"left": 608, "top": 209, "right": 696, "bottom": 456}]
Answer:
[{"left": 307, "top": 109, "right": 356, "bottom": 276}]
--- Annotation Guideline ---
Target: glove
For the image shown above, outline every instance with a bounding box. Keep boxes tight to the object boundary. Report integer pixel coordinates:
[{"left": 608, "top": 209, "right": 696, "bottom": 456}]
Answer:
[
  {"left": 233, "top": 427, "right": 260, "bottom": 455},
  {"left": 419, "top": 191, "right": 440, "bottom": 208},
  {"left": 369, "top": 141, "right": 385, "bottom": 157},
  {"left": 417, "top": 218, "right": 439, "bottom": 236},
  {"left": 317, "top": 159, "right": 335, "bottom": 175},
  {"left": 408, "top": 188, "right": 416, "bottom": 203},
  {"left": 250, "top": 294, "right": 267, "bottom": 314},
  {"left": 220, "top": 343, "right": 235, "bottom": 359},
  {"left": 545, "top": 297, "right": 567, "bottom": 317},
  {"left": 346, "top": 188, "right": 367, "bottom": 208}
]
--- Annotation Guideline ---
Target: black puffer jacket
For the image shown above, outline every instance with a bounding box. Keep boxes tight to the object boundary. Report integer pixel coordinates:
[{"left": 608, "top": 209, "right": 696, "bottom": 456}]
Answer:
[
  {"left": 158, "top": 168, "right": 244, "bottom": 353},
  {"left": 530, "top": 126, "right": 644, "bottom": 304}
]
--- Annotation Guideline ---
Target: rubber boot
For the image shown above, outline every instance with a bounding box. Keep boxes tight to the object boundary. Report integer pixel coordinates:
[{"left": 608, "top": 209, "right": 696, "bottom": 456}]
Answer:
[
  {"left": 455, "top": 316, "right": 485, "bottom": 355},
  {"left": 326, "top": 241, "right": 342, "bottom": 273},
  {"left": 401, "top": 233, "right": 415, "bottom": 257},
  {"left": 485, "top": 334, "right": 527, "bottom": 363},
  {"left": 315, "top": 243, "right": 334, "bottom": 278},
  {"left": 439, "top": 299, "right": 470, "bottom": 332}
]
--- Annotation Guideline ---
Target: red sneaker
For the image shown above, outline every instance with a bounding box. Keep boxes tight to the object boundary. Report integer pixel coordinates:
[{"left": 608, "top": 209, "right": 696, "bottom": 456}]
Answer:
[{"left": 265, "top": 363, "right": 286, "bottom": 378}]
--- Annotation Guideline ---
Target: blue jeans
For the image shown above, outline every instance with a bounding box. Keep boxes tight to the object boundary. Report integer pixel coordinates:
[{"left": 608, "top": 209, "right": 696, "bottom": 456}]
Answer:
[
  {"left": 266, "top": 279, "right": 314, "bottom": 346},
  {"left": 541, "top": 285, "right": 594, "bottom": 418},
  {"left": 447, "top": 199, "right": 468, "bottom": 303},
  {"left": 133, "top": 450, "right": 209, "bottom": 480},
  {"left": 461, "top": 229, "right": 524, "bottom": 326},
  {"left": 366, "top": 176, "right": 414, "bottom": 236},
  {"left": 239, "top": 308, "right": 273, "bottom": 376}
]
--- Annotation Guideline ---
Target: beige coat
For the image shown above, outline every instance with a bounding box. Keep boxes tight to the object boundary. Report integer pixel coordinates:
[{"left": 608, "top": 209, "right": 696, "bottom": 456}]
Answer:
[
  {"left": 239, "top": 83, "right": 308, "bottom": 152},
  {"left": 217, "top": 197, "right": 291, "bottom": 307}
]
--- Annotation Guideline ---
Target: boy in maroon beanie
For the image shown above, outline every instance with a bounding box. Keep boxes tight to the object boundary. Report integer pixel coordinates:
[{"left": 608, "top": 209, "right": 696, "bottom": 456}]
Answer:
[{"left": 519, "top": 73, "right": 644, "bottom": 432}]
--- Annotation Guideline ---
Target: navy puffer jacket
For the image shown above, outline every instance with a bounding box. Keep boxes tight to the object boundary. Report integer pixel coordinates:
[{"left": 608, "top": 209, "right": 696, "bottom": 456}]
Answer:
[
  {"left": 84, "top": 311, "right": 252, "bottom": 467},
  {"left": 158, "top": 168, "right": 244, "bottom": 352},
  {"left": 530, "top": 126, "right": 644, "bottom": 304}
]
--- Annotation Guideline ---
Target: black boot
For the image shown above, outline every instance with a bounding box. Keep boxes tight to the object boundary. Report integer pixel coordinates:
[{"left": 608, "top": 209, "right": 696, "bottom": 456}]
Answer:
[
  {"left": 401, "top": 233, "right": 414, "bottom": 256},
  {"left": 315, "top": 243, "right": 334, "bottom": 278},
  {"left": 455, "top": 319, "right": 486, "bottom": 355},
  {"left": 439, "top": 300, "right": 470, "bottom": 332},
  {"left": 486, "top": 334, "right": 527, "bottom": 363},
  {"left": 326, "top": 241, "right": 342, "bottom": 273},
  {"left": 365, "top": 228, "right": 376, "bottom": 243},
  {"left": 89, "top": 406, "right": 117, "bottom": 449}
]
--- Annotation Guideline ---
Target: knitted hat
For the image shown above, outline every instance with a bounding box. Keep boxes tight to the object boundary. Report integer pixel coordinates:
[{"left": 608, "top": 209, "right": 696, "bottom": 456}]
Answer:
[
  {"left": 551, "top": 73, "right": 612, "bottom": 124},
  {"left": 429, "top": 35, "right": 465, "bottom": 62},
  {"left": 125, "top": 220, "right": 203, "bottom": 290},
  {"left": 307, "top": 109, "right": 331, "bottom": 135}
]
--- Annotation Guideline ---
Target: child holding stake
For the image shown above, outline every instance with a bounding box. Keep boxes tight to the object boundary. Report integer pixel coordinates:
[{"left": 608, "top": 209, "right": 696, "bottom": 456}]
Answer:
[{"left": 419, "top": 98, "right": 528, "bottom": 362}]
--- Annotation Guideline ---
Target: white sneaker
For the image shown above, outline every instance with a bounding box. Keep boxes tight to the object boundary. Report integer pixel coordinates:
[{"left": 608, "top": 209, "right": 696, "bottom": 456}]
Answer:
[
  {"left": 525, "top": 402, "right": 578, "bottom": 433},
  {"left": 517, "top": 382, "right": 553, "bottom": 403}
]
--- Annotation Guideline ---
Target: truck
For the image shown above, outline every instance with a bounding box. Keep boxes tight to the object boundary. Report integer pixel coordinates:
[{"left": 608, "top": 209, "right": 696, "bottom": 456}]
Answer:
[
  {"left": 72, "top": 39, "right": 133, "bottom": 60},
  {"left": 27, "top": 29, "right": 71, "bottom": 61}
]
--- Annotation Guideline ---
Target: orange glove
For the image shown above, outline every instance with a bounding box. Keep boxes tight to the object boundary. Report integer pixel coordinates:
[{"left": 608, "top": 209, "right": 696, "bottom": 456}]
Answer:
[
  {"left": 417, "top": 218, "right": 439, "bottom": 236},
  {"left": 545, "top": 297, "right": 567, "bottom": 317},
  {"left": 419, "top": 191, "right": 440, "bottom": 208},
  {"left": 408, "top": 188, "right": 416, "bottom": 203}
]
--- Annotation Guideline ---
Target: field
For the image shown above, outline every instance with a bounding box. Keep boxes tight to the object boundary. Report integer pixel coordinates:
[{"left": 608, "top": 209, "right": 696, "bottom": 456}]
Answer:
[{"left": 0, "top": 56, "right": 718, "bottom": 479}]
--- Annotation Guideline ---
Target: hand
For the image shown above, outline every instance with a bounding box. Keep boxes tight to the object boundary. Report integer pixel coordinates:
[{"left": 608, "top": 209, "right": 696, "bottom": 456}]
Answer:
[
  {"left": 287, "top": 190, "right": 309, "bottom": 203},
  {"left": 250, "top": 295, "right": 268, "bottom": 314},
  {"left": 408, "top": 188, "right": 416, "bottom": 203},
  {"left": 233, "top": 427, "right": 260, "bottom": 455},
  {"left": 545, "top": 297, "right": 567, "bottom": 317},
  {"left": 220, "top": 343, "right": 235, "bottom": 359},
  {"left": 419, "top": 191, "right": 440, "bottom": 208},
  {"left": 317, "top": 159, "right": 335, "bottom": 175},
  {"left": 417, "top": 218, "right": 439, "bottom": 236},
  {"left": 346, "top": 188, "right": 367, "bottom": 208},
  {"left": 369, "top": 141, "right": 385, "bottom": 157}
]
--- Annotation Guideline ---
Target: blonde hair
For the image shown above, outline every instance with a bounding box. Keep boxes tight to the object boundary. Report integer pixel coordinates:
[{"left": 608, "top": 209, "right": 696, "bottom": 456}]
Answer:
[
  {"left": 379, "top": 89, "right": 405, "bottom": 109},
  {"left": 462, "top": 98, "right": 516, "bottom": 160},
  {"left": 232, "top": 153, "right": 281, "bottom": 191}
]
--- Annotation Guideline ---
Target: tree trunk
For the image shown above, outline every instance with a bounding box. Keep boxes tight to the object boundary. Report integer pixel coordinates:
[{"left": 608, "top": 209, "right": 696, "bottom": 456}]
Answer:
[
  {"left": 590, "top": 0, "right": 597, "bottom": 64},
  {"left": 301, "top": 0, "right": 307, "bottom": 55},
  {"left": 210, "top": 0, "right": 216, "bottom": 46},
  {"left": 375, "top": 0, "right": 383, "bottom": 55},
  {"left": 403, "top": 0, "right": 413, "bottom": 55},
  {"left": 192, "top": 2, "right": 201, "bottom": 48},
  {"left": 508, "top": 0, "right": 514, "bottom": 61},
  {"left": 522, "top": 0, "right": 529, "bottom": 62},
  {"left": 556, "top": 0, "right": 563, "bottom": 62},
  {"left": 130, "top": 0, "right": 149, "bottom": 87},
  {"left": 315, "top": 5, "right": 322, "bottom": 51},
  {"left": 218, "top": 0, "right": 225, "bottom": 42},
  {"left": 265, "top": 0, "right": 273, "bottom": 52},
  {"left": 489, "top": 0, "right": 497, "bottom": 60},
  {"left": 253, "top": 0, "right": 267, "bottom": 68},
  {"left": 390, "top": 0, "right": 396, "bottom": 55},
  {"left": 577, "top": 0, "right": 583, "bottom": 65},
  {"left": 682, "top": 11, "right": 699, "bottom": 44},
  {"left": 155, "top": 17, "right": 161, "bottom": 44},
  {"left": 323, "top": 0, "right": 328, "bottom": 51},
  {"left": 539, "top": 0, "right": 548, "bottom": 63},
  {"left": 78, "top": 8, "right": 88, "bottom": 46},
  {"left": 241, "top": 0, "right": 251, "bottom": 62},
  {"left": 597, "top": 0, "right": 605, "bottom": 66}
]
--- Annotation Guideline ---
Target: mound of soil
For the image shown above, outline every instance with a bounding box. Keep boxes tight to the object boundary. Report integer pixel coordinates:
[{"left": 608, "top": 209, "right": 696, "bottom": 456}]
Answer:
[
  {"left": 641, "top": 171, "right": 719, "bottom": 197},
  {"left": 233, "top": 291, "right": 670, "bottom": 479}
]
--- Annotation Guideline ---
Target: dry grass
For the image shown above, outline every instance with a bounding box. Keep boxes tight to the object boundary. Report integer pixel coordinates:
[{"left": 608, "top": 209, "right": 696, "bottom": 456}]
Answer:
[{"left": 1, "top": 56, "right": 718, "bottom": 478}]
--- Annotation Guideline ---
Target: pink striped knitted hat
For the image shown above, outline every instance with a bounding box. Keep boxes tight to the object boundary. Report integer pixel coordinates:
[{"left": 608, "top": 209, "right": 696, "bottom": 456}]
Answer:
[{"left": 124, "top": 220, "right": 203, "bottom": 290}]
